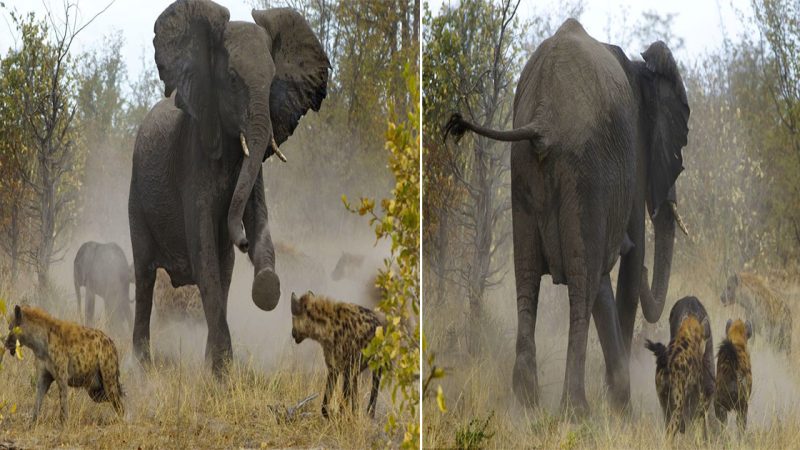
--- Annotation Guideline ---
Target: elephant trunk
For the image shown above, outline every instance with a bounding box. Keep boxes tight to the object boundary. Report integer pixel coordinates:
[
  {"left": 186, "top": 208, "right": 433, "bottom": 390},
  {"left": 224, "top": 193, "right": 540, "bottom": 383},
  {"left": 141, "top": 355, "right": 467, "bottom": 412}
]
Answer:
[
  {"left": 639, "top": 195, "right": 677, "bottom": 323},
  {"left": 227, "top": 108, "right": 271, "bottom": 253}
]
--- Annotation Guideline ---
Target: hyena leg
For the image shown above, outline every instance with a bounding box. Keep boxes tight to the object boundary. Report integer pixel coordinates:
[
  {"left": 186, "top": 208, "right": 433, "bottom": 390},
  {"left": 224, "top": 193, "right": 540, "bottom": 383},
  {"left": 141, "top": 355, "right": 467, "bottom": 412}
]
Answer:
[
  {"left": 100, "top": 361, "right": 124, "bottom": 417},
  {"left": 367, "top": 369, "right": 381, "bottom": 418},
  {"left": 32, "top": 367, "right": 53, "bottom": 423},
  {"left": 342, "top": 368, "right": 357, "bottom": 414},
  {"left": 736, "top": 403, "right": 748, "bottom": 433},
  {"left": 322, "top": 369, "right": 338, "bottom": 419},
  {"left": 666, "top": 378, "right": 686, "bottom": 439},
  {"left": 56, "top": 372, "right": 69, "bottom": 424}
]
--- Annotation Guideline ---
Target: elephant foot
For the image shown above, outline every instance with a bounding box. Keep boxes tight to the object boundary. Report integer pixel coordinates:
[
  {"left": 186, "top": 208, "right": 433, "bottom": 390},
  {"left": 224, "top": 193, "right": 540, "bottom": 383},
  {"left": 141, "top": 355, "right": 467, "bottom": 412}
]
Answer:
[
  {"left": 605, "top": 367, "right": 631, "bottom": 413},
  {"left": 252, "top": 268, "right": 280, "bottom": 311},
  {"left": 560, "top": 394, "right": 590, "bottom": 420},
  {"left": 133, "top": 344, "right": 152, "bottom": 369},
  {"left": 512, "top": 353, "right": 539, "bottom": 408}
]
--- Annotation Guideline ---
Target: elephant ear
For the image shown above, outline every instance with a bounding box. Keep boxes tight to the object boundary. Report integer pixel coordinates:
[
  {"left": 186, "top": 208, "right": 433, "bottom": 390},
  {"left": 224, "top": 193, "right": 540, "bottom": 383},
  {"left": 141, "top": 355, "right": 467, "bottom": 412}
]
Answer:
[
  {"left": 252, "top": 8, "right": 330, "bottom": 147},
  {"left": 153, "top": 0, "right": 230, "bottom": 159},
  {"left": 641, "top": 41, "right": 690, "bottom": 218}
]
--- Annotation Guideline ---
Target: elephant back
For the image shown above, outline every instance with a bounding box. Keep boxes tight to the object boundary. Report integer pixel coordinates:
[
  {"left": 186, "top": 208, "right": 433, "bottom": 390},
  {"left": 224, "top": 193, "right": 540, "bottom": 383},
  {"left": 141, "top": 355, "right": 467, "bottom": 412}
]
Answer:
[{"left": 513, "top": 19, "right": 634, "bottom": 155}]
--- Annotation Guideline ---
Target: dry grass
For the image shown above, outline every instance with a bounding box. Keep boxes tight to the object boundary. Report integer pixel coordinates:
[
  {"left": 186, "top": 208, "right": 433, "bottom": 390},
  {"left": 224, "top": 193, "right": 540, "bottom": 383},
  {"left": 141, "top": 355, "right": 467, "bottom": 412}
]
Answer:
[
  {"left": 0, "top": 275, "right": 399, "bottom": 449},
  {"left": 423, "top": 260, "right": 800, "bottom": 449}
]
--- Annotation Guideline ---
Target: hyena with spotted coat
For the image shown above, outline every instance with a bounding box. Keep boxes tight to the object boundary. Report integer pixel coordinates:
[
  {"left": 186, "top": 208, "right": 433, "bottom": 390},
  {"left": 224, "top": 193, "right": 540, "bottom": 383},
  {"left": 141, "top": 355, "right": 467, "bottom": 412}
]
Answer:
[
  {"left": 5, "top": 305, "right": 124, "bottom": 423},
  {"left": 720, "top": 271, "right": 791, "bottom": 354},
  {"left": 290, "top": 292, "right": 384, "bottom": 418},
  {"left": 646, "top": 311, "right": 710, "bottom": 439},
  {"left": 715, "top": 318, "right": 753, "bottom": 431}
]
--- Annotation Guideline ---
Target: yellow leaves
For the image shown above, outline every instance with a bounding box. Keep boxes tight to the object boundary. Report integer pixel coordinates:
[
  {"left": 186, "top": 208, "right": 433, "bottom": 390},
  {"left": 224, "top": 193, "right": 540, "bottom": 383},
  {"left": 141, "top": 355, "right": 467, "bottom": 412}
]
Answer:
[
  {"left": 12, "top": 327, "right": 20, "bottom": 336},
  {"left": 436, "top": 385, "right": 447, "bottom": 412},
  {"left": 0, "top": 299, "right": 5, "bottom": 316},
  {"left": 14, "top": 340, "right": 22, "bottom": 360}
]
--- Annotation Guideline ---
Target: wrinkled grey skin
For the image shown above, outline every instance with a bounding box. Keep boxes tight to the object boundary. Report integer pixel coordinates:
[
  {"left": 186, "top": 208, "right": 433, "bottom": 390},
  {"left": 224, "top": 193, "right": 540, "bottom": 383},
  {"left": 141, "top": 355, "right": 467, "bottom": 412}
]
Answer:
[
  {"left": 73, "top": 241, "right": 133, "bottom": 330},
  {"left": 445, "top": 19, "right": 689, "bottom": 414},
  {"left": 668, "top": 296, "right": 715, "bottom": 427},
  {"left": 129, "top": 0, "right": 329, "bottom": 374}
]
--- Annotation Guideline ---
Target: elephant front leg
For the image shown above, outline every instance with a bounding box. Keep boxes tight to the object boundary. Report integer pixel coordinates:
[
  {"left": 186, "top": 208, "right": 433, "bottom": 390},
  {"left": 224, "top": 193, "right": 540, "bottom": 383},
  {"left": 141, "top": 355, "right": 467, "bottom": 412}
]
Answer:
[
  {"left": 243, "top": 169, "right": 280, "bottom": 312},
  {"left": 85, "top": 289, "right": 96, "bottom": 327},
  {"left": 193, "top": 224, "right": 233, "bottom": 375},
  {"left": 592, "top": 274, "right": 630, "bottom": 411}
]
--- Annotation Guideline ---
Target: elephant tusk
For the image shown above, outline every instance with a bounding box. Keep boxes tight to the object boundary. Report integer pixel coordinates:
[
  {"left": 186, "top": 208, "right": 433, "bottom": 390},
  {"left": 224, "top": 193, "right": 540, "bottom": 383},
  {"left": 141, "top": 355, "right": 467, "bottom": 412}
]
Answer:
[
  {"left": 270, "top": 136, "right": 287, "bottom": 162},
  {"left": 240, "top": 133, "right": 250, "bottom": 157},
  {"left": 670, "top": 201, "right": 690, "bottom": 237}
]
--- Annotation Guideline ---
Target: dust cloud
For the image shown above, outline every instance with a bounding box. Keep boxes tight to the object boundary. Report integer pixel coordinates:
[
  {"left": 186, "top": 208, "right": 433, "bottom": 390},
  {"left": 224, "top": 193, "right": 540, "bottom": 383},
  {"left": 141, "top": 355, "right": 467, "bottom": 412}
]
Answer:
[{"left": 40, "top": 120, "right": 391, "bottom": 374}]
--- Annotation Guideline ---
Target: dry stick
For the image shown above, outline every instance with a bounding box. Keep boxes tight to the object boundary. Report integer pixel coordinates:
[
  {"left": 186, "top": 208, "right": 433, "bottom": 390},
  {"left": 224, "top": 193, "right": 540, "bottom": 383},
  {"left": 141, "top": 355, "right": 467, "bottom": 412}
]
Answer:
[{"left": 268, "top": 393, "right": 319, "bottom": 423}]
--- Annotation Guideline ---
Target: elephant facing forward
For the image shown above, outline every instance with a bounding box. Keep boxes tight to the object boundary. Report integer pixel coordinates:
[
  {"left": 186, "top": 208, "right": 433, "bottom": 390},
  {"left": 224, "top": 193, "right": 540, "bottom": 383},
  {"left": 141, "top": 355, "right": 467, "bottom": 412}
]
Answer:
[
  {"left": 445, "top": 19, "right": 689, "bottom": 414},
  {"left": 129, "top": 0, "right": 329, "bottom": 374}
]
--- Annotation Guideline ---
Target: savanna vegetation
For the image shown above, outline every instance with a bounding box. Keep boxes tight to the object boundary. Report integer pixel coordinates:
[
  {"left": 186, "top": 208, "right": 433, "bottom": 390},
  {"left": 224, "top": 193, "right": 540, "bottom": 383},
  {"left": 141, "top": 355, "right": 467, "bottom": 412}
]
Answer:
[
  {"left": 422, "top": 0, "right": 800, "bottom": 448},
  {"left": 0, "top": 0, "right": 419, "bottom": 448}
]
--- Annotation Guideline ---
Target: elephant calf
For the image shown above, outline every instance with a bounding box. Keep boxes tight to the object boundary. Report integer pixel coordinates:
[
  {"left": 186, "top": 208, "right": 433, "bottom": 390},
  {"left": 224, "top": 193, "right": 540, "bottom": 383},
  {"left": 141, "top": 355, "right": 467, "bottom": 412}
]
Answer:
[{"left": 73, "top": 241, "right": 133, "bottom": 330}]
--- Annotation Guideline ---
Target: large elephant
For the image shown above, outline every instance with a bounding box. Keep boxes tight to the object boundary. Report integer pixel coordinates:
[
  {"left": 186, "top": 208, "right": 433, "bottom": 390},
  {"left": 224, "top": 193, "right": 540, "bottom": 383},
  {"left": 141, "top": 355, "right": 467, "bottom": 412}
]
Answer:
[
  {"left": 445, "top": 19, "right": 689, "bottom": 414},
  {"left": 129, "top": 0, "right": 329, "bottom": 373},
  {"left": 73, "top": 241, "right": 133, "bottom": 329}
]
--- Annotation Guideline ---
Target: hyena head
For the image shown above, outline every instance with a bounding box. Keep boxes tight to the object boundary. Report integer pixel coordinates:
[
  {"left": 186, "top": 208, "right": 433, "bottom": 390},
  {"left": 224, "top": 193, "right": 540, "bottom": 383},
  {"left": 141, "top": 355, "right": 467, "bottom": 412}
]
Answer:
[
  {"left": 720, "top": 273, "right": 740, "bottom": 306},
  {"left": 290, "top": 291, "right": 318, "bottom": 344},
  {"left": 725, "top": 318, "right": 753, "bottom": 346},
  {"left": 5, "top": 305, "right": 47, "bottom": 354}
]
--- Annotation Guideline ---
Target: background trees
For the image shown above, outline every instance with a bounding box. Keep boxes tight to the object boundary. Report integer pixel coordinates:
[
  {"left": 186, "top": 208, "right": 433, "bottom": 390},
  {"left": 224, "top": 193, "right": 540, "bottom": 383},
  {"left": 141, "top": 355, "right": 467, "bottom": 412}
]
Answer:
[{"left": 423, "top": 0, "right": 800, "bottom": 363}]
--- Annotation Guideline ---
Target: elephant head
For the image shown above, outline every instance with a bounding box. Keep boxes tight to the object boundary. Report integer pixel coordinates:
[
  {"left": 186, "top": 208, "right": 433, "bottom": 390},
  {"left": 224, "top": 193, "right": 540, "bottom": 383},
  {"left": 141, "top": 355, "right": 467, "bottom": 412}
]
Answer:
[
  {"left": 153, "top": 1, "right": 329, "bottom": 285},
  {"left": 634, "top": 41, "right": 690, "bottom": 323}
]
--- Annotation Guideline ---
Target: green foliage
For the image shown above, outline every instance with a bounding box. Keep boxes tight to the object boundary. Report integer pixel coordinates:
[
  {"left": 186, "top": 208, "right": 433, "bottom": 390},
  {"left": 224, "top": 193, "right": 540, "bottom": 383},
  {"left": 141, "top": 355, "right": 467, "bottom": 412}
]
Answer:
[
  {"left": 0, "top": 10, "right": 84, "bottom": 286},
  {"left": 676, "top": 0, "right": 800, "bottom": 276},
  {"left": 345, "top": 64, "right": 419, "bottom": 448},
  {"left": 454, "top": 412, "right": 495, "bottom": 449}
]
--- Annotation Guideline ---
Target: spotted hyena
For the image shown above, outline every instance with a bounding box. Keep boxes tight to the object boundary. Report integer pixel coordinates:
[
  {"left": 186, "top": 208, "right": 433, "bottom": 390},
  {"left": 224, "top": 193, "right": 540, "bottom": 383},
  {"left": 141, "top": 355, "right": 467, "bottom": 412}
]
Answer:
[
  {"left": 5, "top": 305, "right": 124, "bottom": 423},
  {"left": 720, "top": 271, "right": 791, "bottom": 354},
  {"left": 646, "top": 305, "right": 710, "bottom": 439},
  {"left": 290, "top": 292, "right": 383, "bottom": 418},
  {"left": 715, "top": 318, "right": 753, "bottom": 432}
]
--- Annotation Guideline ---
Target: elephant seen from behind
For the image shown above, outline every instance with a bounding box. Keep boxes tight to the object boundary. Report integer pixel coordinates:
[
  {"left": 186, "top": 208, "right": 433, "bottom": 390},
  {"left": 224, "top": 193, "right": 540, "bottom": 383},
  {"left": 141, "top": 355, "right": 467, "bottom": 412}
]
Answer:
[{"left": 445, "top": 18, "right": 690, "bottom": 414}]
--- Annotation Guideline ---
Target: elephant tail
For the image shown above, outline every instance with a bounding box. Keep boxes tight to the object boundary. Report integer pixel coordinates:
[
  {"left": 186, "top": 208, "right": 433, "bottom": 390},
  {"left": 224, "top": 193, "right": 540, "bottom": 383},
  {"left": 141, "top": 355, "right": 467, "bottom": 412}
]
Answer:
[
  {"left": 644, "top": 339, "right": 668, "bottom": 371},
  {"left": 444, "top": 112, "right": 542, "bottom": 146}
]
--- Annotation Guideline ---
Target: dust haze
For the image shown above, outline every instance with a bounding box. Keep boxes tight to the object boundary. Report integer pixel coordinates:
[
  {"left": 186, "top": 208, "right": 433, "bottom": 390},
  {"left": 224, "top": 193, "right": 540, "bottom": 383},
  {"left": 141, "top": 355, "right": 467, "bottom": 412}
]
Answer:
[{"left": 42, "top": 107, "right": 392, "bottom": 373}]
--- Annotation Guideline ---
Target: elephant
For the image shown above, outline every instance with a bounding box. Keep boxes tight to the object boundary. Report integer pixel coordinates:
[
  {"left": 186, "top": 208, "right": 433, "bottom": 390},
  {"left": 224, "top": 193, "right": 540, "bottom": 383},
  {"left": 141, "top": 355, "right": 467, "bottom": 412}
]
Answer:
[
  {"left": 73, "top": 241, "right": 133, "bottom": 329},
  {"left": 444, "top": 19, "right": 689, "bottom": 414},
  {"left": 129, "top": 0, "right": 329, "bottom": 374}
]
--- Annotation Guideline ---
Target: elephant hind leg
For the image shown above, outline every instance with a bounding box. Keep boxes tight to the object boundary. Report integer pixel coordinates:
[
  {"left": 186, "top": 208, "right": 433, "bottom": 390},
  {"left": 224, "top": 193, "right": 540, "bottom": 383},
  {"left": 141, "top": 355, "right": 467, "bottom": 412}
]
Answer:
[
  {"left": 511, "top": 208, "right": 543, "bottom": 407},
  {"left": 593, "top": 274, "right": 630, "bottom": 411}
]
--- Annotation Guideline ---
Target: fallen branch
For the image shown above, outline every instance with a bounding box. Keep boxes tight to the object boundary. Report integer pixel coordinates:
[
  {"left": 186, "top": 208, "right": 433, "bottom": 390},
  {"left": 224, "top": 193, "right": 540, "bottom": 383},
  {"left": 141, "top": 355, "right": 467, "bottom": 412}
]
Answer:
[{"left": 267, "top": 393, "right": 319, "bottom": 423}]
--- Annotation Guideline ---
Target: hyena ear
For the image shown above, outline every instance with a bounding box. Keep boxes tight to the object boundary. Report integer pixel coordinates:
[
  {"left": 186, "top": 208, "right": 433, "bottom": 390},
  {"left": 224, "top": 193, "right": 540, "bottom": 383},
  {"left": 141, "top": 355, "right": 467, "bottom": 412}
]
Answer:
[
  {"left": 725, "top": 319, "right": 732, "bottom": 336},
  {"left": 290, "top": 292, "right": 301, "bottom": 316},
  {"left": 745, "top": 320, "right": 753, "bottom": 340},
  {"left": 306, "top": 290, "right": 315, "bottom": 297},
  {"left": 13, "top": 305, "right": 21, "bottom": 323}
]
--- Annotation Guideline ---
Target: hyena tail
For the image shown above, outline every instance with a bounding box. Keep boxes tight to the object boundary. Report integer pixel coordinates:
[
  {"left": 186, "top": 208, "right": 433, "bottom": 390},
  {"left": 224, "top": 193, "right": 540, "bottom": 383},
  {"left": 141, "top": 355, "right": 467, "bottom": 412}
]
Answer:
[{"left": 645, "top": 339, "right": 669, "bottom": 371}]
